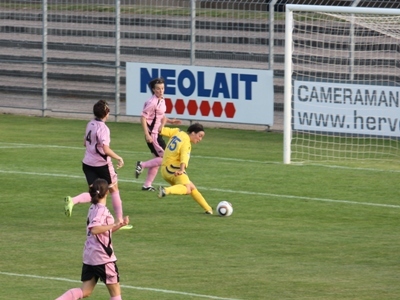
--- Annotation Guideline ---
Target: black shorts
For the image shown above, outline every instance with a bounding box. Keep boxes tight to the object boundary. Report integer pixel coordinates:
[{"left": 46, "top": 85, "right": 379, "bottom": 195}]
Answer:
[
  {"left": 81, "top": 262, "right": 120, "bottom": 284},
  {"left": 82, "top": 163, "right": 112, "bottom": 186},
  {"left": 146, "top": 134, "right": 166, "bottom": 157}
]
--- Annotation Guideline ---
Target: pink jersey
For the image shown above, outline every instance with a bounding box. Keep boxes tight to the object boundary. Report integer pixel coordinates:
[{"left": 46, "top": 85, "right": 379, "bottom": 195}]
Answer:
[
  {"left": 141, "top": 95, "right": 166, "bottom": 134},
  {"left": 83, "top": 203, "right": 117, "bottom": 265},
  {"left": 82, "top": 119, "right": 111, "bottom": 167}
]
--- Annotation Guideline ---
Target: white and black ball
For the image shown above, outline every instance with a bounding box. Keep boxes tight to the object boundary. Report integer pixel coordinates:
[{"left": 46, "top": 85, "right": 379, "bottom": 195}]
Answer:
[{"left": 217, "top": 201, "right": 233, "bottom": 217}]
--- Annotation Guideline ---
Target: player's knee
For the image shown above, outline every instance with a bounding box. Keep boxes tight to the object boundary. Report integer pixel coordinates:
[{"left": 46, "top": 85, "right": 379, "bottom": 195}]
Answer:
[
  {"left": 82, "top": 290, "right": 92, "bottom": 298},
  {"left": 186, "top": 183, "right": 196, "bottom": 194}
]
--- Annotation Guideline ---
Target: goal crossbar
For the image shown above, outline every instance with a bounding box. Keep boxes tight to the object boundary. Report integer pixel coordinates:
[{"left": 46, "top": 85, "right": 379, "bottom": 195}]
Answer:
[{"left": 286, "top": 5, "right": 400, "bottom": 15}]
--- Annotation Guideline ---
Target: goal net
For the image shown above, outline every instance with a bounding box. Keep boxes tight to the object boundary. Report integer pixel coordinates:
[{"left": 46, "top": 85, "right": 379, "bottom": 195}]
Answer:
[{"left": 283, "top": 5, "right": 400, "bottom": 169}]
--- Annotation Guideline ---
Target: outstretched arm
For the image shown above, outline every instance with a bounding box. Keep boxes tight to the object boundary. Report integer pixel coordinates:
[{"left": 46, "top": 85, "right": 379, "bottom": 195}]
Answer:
[
  {"left": 90, "top": 216, "right": 130, "bottom": 234},
  {"left": 112, "top": 216, "right": 130, "bottom": 232},
  {"left": 166, "top": 117, "right": 181, "bottom": 125}
]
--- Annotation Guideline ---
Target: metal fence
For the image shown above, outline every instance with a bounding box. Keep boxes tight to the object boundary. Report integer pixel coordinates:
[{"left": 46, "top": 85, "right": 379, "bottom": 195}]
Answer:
[{"left": 0, "top": 0, "right": 398, "bottom": 127}]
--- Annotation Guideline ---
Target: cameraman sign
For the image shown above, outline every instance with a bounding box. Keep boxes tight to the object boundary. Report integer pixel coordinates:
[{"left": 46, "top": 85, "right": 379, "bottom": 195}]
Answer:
[{"left": 294, "top": 80, "right": 400, "bottom": 137}]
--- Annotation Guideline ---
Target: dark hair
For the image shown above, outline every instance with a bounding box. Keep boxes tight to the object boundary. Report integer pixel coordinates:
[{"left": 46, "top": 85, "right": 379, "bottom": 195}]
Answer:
[
  {"left": 89, "top": 178, "right": 109, "bottom": 204},
  {"left": 148, "top": 77, "right": 165, "bottom": 94},
  {"left": 93, "top": 100, "right": 110, "bottom": 119},
  {"left": 187, "top": 123, "right": 204, "bottom": 134}
]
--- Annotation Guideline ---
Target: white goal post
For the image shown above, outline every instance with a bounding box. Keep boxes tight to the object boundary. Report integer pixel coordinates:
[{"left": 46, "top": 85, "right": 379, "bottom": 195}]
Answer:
[{"left": 284, "top": 5, "right": 400, "bottom": 168}]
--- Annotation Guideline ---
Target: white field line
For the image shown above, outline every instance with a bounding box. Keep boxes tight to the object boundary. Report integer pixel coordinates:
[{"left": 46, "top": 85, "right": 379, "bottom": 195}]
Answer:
[
  {"left": 0, "top": 142, "right": 149, "bottom": 156},
  {"left": 0, "top": 169, "right": 399, "bottom": 209},
  {"left": 0, "top": 271, "right": 242, "bottom": 300},
  {"left": 208, "top": 187, "right": 400, "bottom": 209},
  {"left": 2, "top": 142, "right": 400, "bottom": 173}
]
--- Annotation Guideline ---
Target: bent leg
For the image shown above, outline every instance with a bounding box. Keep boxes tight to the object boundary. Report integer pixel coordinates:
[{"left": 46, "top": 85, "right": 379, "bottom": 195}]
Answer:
[
  {"left": 144, "top": 165, "right": 160, "bottom": 188},
  {"left": 141, "top": 156, "right": 162, "bottom": 169},
  {"left": 109, "top": 184, "right": 123, "bottom": 222},
  {"left": 191, "top": 189, "right": 213, "bottom": 212},
  {"left": 72, "top": 192, "right": 91, "bottom": 204},
  {"left": 164, "top": 184, "right": 187, "bottom": 195},
  {"left": 106, "top": 283, "right": 122, "bottom": 299},
  {"left": 80, "top": 278, "right": 97, "bottom": 298},
  {"left": 55, "top": 288, "right": 83, "bottom": 300}
]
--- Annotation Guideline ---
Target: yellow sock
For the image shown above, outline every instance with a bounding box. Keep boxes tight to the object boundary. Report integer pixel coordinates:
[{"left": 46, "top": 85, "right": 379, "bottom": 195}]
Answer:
[
  {"left": 191, "top": 189, "right": 212, "bottom": 212},
  {"left": 165, "top": 185, "right": 187, "bottom": 195}
]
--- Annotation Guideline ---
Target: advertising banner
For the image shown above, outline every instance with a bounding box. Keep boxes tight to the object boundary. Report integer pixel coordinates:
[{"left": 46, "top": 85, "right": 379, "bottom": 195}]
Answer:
[
  {"left": 126, "top": 63, "right": 274, "bottom": 125},
  {"left": 294, "top": 81, "right": 400, "bottom": 137}
]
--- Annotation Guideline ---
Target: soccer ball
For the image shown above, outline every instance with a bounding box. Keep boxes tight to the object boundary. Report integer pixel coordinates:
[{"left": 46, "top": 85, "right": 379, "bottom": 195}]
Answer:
[{"left": 217, "top": 201, "right": 233, "bottom": 217}]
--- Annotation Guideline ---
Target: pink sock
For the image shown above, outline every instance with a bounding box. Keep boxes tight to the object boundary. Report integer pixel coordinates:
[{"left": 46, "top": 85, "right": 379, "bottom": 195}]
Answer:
[
  {"left": 56, "top": 287, "right": 83, "bottom": 300},
  {"left": 141, "top": 157, "right": 162, "bottom": 169},
  {"left": 110, "top": 296, "right": 122, "bottom": 300},
  {"left": 72, "top": 192, "right": 91, "bottom": 204},
  {"left": 111, "top": 191, "right": 123, "bottom": 222},
  {"left": 144, "top": 165, "right": 160, "bottom": 187}
]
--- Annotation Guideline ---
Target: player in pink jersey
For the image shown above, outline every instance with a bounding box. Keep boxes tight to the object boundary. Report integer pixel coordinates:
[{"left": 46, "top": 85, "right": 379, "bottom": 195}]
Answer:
[
  {"left": 135, "top": 77, "right": 181, "bottom": 191},
  {"left": 56, "top": 178, "right": 130, "bottom": 300},
  {"left": 64, "top": 100, "right": 132, "bottom": 230}
]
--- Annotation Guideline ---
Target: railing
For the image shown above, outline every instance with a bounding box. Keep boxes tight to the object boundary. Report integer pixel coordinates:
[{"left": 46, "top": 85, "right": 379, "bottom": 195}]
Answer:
[{"left": 0, "top": 0, "right": 398, "bottom": 127}]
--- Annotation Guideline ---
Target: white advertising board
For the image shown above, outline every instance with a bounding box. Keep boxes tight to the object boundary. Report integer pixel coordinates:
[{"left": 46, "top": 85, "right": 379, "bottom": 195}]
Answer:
[
  {"left": 126, "top": 63, "right": 274, "bottom": 125},
  {"left": 293, "top": 81, "right": 400, "bottom": 137}
]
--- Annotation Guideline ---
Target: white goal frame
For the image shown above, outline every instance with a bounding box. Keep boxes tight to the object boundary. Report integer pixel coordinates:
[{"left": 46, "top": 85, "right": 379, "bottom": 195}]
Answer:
[{"left": 284, "top": 5, "right": 400, "bottom": 164}]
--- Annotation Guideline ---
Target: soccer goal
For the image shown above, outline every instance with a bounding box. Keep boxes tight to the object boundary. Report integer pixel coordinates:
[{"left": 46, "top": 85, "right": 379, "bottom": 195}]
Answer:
[{"left": 283, "top": 5, "right": 400, "bottom": 169}]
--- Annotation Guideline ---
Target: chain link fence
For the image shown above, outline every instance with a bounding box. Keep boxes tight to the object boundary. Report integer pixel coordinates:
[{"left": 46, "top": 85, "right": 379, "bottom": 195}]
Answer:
[{"left": 0, "top": 0, "right": 399, "bottom": 129}]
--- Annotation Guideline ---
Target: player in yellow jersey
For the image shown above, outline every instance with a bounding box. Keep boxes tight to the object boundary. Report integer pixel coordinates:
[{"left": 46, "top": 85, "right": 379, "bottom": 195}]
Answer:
[{"left": 157, "top": 123, "right": 213, "bottom": 214}]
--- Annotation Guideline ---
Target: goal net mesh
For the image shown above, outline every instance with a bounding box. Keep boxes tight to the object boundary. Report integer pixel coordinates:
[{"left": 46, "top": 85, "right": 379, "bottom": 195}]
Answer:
[{"left": 288, "top": 7, "right": 400, "bottom": 169}]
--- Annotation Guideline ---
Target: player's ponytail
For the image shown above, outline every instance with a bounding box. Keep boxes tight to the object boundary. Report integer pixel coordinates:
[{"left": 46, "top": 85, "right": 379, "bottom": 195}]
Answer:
[{"left": 89, "top": 178, "right": 109, "bottom": 204}]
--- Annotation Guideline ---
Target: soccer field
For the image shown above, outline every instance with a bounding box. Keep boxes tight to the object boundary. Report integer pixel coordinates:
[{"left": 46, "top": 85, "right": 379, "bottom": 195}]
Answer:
[{"left": 1, "top": 114, "right": 399, "bottom": 300}]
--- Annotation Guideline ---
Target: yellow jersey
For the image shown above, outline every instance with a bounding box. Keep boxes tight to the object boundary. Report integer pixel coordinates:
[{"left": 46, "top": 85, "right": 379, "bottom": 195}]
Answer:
[{"left": 160, "top": 127, "right": 191, "bottom": 170}]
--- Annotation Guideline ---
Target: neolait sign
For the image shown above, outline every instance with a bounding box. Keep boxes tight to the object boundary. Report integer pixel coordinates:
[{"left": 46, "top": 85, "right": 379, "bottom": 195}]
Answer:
[{"left": 126, "top": 63, "right": 274, "bottom": 125}]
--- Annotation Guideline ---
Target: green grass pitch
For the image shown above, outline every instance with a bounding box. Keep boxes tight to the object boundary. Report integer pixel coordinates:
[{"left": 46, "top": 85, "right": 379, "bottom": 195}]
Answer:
[{"left": 0, "top": 114, "right": 399, "bottom": 300}]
